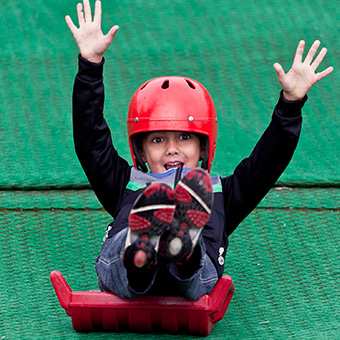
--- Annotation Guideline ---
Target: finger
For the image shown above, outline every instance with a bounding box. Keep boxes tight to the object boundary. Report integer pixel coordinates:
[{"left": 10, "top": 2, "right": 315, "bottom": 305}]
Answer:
[
  {"left": 315, "top": 66, "right": 334, "bottom": 82},
  {"left": 93, "top": 0, "right": 102, "bottom": 25},
  {"left": 273, "top": 62, "right": 285, "bottom": 80},
  {"left": 65, "top": 15, "right": 78, "bottom": 34},
  {"left": 311, "top": 47, "right": 327, "bottom": 71},
  {"left": 83, "top": 0, "right": 92, "bottom": 22},
  {"left": 76, "top": 3, "right": 85, "bottom": 26},
  {"left": 304, "top": 40, "right": 320, "bottom": 65},
  {"left": 292, "top": 40, "right": 305, "bottom": 65},
  {"left": 105, "top": 25, "right": 119, "bottom": 42}
]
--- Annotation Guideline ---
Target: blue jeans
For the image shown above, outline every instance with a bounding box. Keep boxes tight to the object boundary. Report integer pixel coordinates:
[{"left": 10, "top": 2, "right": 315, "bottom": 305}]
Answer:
[{"left": 95, "top": 227, "right": 218, "bottom": 300}]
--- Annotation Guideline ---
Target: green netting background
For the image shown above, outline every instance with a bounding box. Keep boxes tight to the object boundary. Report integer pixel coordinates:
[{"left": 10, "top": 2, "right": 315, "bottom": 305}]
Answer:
[
  {"left": 1, "top": 189, "right": 339, "bottom": 339},
  {"left": 0, "top": 0, "right": 339, "bottom": 339},
  {"left": 0, "top": 0, "right": 339, "bottom": 188}
]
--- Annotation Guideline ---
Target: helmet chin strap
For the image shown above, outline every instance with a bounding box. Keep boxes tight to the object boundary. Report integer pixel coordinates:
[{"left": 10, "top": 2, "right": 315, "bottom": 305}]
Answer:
[
  {"left": 200, "top": 135, "right": 209, "bottom": 170},
  {"left": 131, "top": 137, "right": 148, "bottom": 172}
]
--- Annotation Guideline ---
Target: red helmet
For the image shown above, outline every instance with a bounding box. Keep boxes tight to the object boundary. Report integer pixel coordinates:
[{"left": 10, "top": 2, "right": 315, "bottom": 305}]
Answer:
[{"left": 127, "top": 76, "right": 217, "bottom": 172}]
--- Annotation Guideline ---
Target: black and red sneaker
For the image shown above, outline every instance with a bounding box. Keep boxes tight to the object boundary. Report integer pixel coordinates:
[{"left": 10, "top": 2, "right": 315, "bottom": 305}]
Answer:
[
  {"left": 160, "top": 168, "right": 213, "bottom": 264},
  {"left": 123, "top": 182, "right": 176, "bottom": 272}
]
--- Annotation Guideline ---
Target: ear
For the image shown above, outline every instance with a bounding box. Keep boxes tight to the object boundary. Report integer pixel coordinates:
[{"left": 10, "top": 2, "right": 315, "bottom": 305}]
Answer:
[{"left": 140, "top": 149, "right": 147, "bottom": 162}]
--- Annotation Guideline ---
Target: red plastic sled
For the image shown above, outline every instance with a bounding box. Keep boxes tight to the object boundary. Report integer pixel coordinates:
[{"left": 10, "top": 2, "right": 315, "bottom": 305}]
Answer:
[{"left": 50, "top": 270, "right": 235, "bottom": 336}]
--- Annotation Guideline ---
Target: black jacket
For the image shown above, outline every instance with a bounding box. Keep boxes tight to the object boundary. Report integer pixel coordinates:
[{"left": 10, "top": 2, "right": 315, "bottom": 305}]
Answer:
[{"left": 73, "top": 55, "right": 306, "bottom": 277}]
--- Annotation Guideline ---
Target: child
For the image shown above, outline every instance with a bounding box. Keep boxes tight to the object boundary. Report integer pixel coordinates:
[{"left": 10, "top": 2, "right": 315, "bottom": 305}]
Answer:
[{"left": 65, "top": 0, "right": 333, "bottom": 299}]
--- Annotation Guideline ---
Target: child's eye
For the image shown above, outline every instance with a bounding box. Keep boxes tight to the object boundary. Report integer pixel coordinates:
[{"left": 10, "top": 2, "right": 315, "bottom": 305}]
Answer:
[
  {"left": 151, "top": 136, "right": 164, "bottom": 144},
  {"left": 179, "top": 133, "right": 191, "bottom": 141}
]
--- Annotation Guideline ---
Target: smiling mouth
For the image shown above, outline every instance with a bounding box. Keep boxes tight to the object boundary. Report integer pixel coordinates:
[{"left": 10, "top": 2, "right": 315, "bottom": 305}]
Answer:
[{"left": 164, "top": 161, "right": 184, "bottom": 170}]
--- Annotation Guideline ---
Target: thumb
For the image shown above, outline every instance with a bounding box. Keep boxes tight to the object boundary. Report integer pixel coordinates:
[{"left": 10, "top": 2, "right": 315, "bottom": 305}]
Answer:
[
  {"left": 65, "top": 15, "right": 77, "bottom": 35},
  {"left": 106, "top": 25, "right": 119, "bottom": 42},
  {"left": 273, "top": 62, "right": 285, "bottom": 80}
]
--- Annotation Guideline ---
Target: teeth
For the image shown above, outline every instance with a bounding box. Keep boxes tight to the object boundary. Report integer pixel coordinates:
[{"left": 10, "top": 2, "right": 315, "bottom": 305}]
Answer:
[{"left": 165, "top": 161, "right": 183, "bottom": 169}]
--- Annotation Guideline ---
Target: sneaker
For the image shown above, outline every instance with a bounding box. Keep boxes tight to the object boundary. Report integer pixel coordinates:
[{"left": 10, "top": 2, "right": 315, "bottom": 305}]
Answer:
[
  {"left": 160, "top": 168, "right": 213, "bottom": 264},
  {"left": 123, "top": 182, "right": 176, "bottom": 272}
]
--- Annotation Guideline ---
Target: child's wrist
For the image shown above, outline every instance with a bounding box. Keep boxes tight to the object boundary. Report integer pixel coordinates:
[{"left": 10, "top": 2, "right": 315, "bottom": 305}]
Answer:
[
  {"left": 276, "top": 90, "right": 307, "bottom": 118},
  {"left": 282, "top": 90, "right": 303, "bottom": 102},
  {"left": 80, "top": 53, "right": 103, "bottom": 64}
]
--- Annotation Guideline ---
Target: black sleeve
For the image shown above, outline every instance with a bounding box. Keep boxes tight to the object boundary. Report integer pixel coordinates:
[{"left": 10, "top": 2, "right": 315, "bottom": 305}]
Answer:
[
  {"left": 72, "top": 55, "right": 131, "bottom": 218},
  {"left": 221, "top": 91, "right": 306, "bottom": 236}
]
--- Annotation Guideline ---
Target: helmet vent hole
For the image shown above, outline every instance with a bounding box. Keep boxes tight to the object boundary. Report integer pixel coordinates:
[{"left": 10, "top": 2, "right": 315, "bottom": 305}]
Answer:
[
  {"left": 161, "top": 80, "right": 169, "bottom": 89},
  {"left": 185, "top": 80, "right": 196, "bottom": 89},
  {"left": 140, "top": 81, "right": 150, "bottom": 90}
]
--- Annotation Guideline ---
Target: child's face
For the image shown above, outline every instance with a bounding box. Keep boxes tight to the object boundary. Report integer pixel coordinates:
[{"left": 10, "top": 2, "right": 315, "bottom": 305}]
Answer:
[{"left": 141, "top": 131, "right": 204, "bottom": 174}]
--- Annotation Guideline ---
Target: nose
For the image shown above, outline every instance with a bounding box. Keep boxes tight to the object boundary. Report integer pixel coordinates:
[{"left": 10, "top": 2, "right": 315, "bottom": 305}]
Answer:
[{"left": 165, "top": 137, "right": 179, "bottom": 155}]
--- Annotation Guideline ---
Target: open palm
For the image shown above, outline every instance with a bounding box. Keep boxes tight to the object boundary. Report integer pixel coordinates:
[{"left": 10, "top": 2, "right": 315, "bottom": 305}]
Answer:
[
  {"left": 65, "top": 0, "right": 119, "bottom": 63},
  {"left": 274, "top": 40, "right": 333, "bottom": 101}
]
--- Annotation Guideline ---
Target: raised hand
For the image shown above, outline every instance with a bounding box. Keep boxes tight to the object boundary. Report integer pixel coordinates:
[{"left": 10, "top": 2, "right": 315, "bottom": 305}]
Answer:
[
  {"left": 65, "top": 0, "right": 119, "bottom": 63},
  {"left": 273, "top": 40, "right": 333, "bottom": 101}
]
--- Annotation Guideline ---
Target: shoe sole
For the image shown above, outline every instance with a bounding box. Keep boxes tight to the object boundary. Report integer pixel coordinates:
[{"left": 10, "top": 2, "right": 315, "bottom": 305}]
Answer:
[
  {"left": 166, "top": 168, "right": 213, "bottom": 263},
  {"left": 126, "top": 182, "right": 176, "bottom": 268}
]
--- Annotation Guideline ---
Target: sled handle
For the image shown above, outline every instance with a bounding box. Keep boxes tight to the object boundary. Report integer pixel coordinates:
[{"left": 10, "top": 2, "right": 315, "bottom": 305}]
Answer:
[
  {"left": 209, "top": 275, "right": 235, "bottom": 323},
  {"left": 50, "top": 270, "right": 72, "bottom": 316}
]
